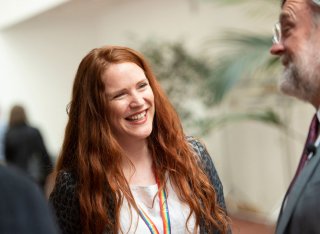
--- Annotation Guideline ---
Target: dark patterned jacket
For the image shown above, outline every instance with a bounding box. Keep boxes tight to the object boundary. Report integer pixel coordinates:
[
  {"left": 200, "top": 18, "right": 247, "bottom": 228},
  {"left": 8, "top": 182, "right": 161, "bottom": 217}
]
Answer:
[{"left": 49, "top": 137, "right": 228, "bottom": 234}]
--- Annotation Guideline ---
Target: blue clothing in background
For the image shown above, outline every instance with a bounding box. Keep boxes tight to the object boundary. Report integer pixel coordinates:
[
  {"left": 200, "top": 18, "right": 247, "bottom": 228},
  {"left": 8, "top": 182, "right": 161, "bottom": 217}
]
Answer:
[{"left": 0, "top": 122, "right": 6, "bottom": 162}]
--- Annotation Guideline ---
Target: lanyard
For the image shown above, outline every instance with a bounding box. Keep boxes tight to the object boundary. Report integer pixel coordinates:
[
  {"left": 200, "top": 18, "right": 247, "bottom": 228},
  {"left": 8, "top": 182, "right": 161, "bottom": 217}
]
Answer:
[{"left": 137, "top": 181, "right": 171, "bottom": 234}]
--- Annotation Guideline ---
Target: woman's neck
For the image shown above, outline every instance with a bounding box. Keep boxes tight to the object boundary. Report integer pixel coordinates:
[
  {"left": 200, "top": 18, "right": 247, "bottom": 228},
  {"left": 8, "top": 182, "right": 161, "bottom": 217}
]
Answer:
[{"left": 120, "top": 139, "right": 156, "bottom": 186}]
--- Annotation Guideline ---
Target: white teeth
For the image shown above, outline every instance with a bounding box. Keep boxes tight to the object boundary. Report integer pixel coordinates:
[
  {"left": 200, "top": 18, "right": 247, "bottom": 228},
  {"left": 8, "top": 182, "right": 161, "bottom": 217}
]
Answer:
[{"left": 128, "top": 111, "right": 146, "bottom": 120}]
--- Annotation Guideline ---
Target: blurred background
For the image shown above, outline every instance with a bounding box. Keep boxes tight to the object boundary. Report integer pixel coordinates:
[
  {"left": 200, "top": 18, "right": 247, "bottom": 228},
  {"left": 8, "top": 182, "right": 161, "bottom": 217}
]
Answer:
[{"left": 0, "top": 0, "right": 316, "bottom": 233}]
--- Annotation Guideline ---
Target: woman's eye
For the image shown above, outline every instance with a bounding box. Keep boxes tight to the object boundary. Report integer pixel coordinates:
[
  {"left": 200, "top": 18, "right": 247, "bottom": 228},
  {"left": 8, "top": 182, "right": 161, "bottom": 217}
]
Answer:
[
  {"left": 113, "top": 93, "right": 125, "bottom": 99},
  {"left": 138, "top": 82, "right": 148, "bottom": 89}
]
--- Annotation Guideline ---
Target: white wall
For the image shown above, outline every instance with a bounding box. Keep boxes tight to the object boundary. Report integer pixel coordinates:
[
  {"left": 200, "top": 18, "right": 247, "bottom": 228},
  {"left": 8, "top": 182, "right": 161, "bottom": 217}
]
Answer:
[
  {"left": 0, "top": 0, "right": 315, "bottom": 222},
  {"left": 0, "top": 0, "right": 263, "bottom": 155}
]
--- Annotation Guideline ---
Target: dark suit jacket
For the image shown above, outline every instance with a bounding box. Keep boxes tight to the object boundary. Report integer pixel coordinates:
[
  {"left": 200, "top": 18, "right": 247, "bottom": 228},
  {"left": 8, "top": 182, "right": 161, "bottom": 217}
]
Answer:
[
  {"left": 0, "top": 165, "right": 59, "bottom": 234},
  {"left": 276, "top": 144, "right": 320, "bottom": 234},
  {"left": 4, "top": 123, "right": 52, "bottom": 188}
]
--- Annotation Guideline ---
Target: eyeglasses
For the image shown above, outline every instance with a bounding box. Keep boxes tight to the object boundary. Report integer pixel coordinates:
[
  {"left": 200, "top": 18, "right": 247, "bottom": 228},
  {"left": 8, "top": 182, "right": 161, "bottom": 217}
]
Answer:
[{"left": 272, "top": 22, "right": 281, "bottom": 44}]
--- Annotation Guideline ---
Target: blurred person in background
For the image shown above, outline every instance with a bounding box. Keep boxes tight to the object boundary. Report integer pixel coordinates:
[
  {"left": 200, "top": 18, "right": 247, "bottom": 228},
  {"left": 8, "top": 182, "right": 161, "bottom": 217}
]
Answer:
[
  {"left": 0, "top": 164, "right": 59, "bottom": 234},
  {"left": 49, "top": 45, "right": 230, "bottom": 234},
  {"left": 0, "top": 107, "right": 58, "bottom": 233},
  {"left": 4, "top": 105, "right": 53, "bottom": 190},
  {"left": 270, "top": 0, "right": 320, "bottom": 233}
]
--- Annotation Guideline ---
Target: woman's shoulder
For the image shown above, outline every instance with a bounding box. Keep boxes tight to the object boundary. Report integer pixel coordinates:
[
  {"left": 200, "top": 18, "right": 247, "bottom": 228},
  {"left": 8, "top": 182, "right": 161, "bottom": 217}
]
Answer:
[
  {"left": 49, "top": 170, "right": 81, "bottom": 234},
  {"left": 186, "top": 135, "right": 204, "bottom": 146},
  {"left": 50, "top": 171, "right": 78, "bottom": 203},
  {"left": 50, "top": 170, "right": 77, "bottom": 199},
  {"left": 186, "top": 136, "right": 218, "bottom": 179},
  {"left": 56, "top": 170, "right": 76, "bottom": 184},
  {"left": 186, "top": 136, "right": 210, "bottom": 161},
  {"left": 187, "top": 136, "right": 227, "bottom": 211}
]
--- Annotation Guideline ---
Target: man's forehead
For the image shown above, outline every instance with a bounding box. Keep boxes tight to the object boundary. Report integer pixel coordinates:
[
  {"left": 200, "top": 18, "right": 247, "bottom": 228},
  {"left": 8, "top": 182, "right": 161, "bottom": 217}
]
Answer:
[
  {"left": 282, "top": 0, "right": 306, "bottom": 5},
  {"left": 283, "top": 0, "right": 320, "bottom": 7},
  {"left": 280, "top": 0, "right": 308, "bottom": 17},
  {"left": 279, "top": 0, "right": 309, "bottom": 23}
]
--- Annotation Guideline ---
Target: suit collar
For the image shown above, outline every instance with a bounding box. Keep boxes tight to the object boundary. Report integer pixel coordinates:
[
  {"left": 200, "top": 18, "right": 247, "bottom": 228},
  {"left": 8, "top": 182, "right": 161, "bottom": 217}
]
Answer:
[{"left": 276, "top": 144, "right": 320, "bottom": 234}]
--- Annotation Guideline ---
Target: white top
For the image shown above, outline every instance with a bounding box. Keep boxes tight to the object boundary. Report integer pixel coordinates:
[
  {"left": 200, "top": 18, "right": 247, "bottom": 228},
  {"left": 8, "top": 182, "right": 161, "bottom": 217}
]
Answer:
[
  {"left": 307, "top": 109, "right": 320, "bottom": 160},
  {"left": 119, "top": 178, "right": 199, "bottom": 234},
  {"left": 317, "top": 109, "right": 320, "bottom": 123}
]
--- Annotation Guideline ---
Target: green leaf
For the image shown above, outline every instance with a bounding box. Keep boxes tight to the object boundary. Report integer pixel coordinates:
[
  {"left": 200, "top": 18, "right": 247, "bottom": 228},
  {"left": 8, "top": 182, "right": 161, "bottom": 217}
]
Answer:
[{"left": 194, "top": 109, "right": 285, "bottom": 136}]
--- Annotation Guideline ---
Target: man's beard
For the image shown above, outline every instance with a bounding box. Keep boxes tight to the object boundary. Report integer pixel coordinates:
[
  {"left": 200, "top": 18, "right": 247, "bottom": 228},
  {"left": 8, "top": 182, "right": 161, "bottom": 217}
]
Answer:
[{"left": 279, "top": 41, "right": 320, "bottom": 104}]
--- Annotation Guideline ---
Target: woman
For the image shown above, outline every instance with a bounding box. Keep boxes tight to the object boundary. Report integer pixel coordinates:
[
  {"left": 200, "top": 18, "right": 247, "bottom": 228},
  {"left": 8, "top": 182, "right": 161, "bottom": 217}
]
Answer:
[
  {"left": 49, "top": 46, "right": 230, "bottom": 234},
  {"left": 4, "top": 105, "right": 53, "bottom": 190}
]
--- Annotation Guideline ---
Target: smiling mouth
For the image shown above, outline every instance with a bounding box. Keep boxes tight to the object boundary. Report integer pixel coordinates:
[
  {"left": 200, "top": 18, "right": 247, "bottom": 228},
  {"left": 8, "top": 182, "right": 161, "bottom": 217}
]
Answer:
[{"left": 126, "top": 110, "right": 147, "bottom": 121}]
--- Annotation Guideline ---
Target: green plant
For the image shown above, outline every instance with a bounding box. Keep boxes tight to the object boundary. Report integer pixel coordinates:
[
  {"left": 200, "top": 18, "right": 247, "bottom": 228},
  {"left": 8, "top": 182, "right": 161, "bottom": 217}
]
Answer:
[
  {"left": 140, "top": 40, "right": 211, "bottom": 125},
  {"left": 139, "top": 38, "right": 286, "bottom": 136}
]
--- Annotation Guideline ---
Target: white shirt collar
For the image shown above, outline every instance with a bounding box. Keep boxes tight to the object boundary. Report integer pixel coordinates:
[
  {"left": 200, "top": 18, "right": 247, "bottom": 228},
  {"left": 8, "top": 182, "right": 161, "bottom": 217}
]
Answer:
[{"left": 314, "top": 110, "right": 320, "bottom": 150}]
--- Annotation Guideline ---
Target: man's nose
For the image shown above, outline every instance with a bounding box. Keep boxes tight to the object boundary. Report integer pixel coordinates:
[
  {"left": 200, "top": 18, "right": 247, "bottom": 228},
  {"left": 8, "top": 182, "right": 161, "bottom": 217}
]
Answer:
[{"left": 270, "top": 43, "right": 284, "bottom": 56}]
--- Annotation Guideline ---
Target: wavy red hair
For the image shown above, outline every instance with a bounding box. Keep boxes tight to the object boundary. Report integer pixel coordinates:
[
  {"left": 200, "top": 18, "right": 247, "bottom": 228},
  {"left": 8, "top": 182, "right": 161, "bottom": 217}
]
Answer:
[{"left": 54, "top": 45, "right": 229, "bottom": 233}]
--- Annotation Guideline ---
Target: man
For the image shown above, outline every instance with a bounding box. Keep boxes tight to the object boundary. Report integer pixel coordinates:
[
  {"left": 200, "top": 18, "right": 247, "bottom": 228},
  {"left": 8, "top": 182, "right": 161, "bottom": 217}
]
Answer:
[{"left": 270, "top": 0, "right": 320, "bottom": 233}]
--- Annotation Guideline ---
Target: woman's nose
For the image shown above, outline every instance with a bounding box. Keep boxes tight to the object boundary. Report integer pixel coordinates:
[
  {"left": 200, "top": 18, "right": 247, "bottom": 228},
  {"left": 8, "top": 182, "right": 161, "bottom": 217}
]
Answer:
[{"left": 129, "top": 93, "right": 144, "bottom": 108}]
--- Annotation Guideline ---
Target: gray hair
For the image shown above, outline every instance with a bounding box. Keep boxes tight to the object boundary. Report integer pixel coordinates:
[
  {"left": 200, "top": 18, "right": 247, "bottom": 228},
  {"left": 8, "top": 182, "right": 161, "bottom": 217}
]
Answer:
[{"left": 311, "top": 0, "right": 320, "bottom": 24}]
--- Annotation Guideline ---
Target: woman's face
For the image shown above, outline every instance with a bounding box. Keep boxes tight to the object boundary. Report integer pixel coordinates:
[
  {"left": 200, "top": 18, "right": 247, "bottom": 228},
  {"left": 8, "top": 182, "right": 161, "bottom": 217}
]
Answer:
[{"left": 102, "top": 62, "right": 155, "bottom": 144}]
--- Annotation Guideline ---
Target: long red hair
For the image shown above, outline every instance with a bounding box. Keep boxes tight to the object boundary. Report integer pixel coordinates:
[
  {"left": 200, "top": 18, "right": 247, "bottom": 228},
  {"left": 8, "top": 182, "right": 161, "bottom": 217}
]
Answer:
[{"left": 54, "top": 45, "right": 229, "bottom": 233}]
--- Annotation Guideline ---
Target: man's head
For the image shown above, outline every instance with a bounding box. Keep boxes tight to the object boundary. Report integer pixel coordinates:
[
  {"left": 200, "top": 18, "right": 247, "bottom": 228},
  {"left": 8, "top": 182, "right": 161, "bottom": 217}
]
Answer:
[{"left": 270, "top": 0, "right": 320, "bottom": 108}]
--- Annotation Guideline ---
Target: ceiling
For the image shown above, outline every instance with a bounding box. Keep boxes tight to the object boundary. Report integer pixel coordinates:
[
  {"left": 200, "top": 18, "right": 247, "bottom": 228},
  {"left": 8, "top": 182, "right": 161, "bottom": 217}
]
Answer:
[{"left": 0, "top": 0, "right": 69, "bottom": 30}]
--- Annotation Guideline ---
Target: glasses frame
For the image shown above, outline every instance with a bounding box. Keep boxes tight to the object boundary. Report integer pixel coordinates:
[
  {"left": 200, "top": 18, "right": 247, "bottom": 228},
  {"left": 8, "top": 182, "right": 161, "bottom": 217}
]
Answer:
[{"left": 272, "top": 22, "right": 281, "bottom": 44}]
